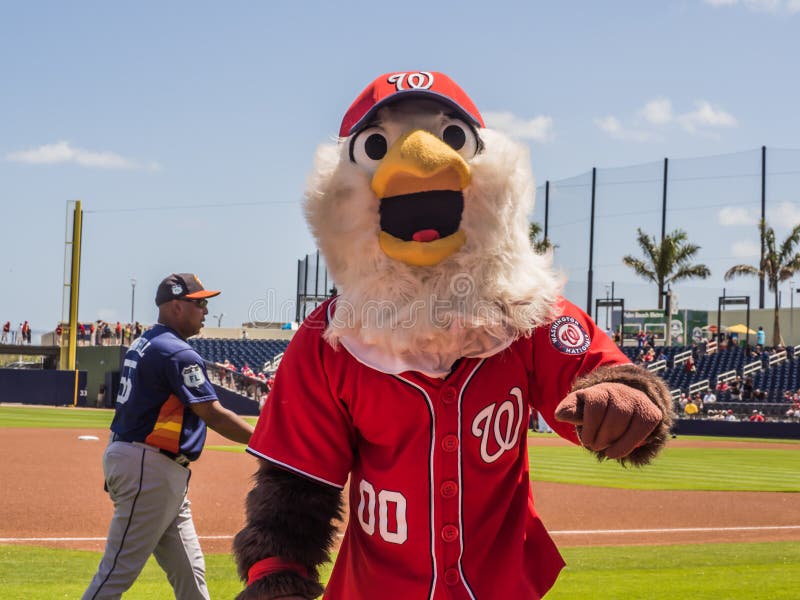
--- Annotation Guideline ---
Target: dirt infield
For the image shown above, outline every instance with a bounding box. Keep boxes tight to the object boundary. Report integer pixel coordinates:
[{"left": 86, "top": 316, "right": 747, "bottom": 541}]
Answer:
[{"left": 1, "top": 429, "right": 798, "bottom": 554}]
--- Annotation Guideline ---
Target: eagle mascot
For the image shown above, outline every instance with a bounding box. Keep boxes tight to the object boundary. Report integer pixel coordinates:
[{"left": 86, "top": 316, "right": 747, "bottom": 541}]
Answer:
[{"left": 234, "top": 71, "right": 674, "bottom": 599}]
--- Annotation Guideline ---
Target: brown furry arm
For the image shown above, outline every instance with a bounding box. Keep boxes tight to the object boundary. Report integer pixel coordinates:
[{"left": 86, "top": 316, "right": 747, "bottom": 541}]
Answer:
[
  {"left": 562, "top": 364, "right": 675, "bottom": 466},
  {"left": 233, "top": 460, "right": 344, "bottom": 600}
]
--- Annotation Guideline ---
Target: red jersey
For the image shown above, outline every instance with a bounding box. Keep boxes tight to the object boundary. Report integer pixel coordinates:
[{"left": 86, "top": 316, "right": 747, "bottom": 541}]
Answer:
[{"left": 248, "top": 297, "right": 629, "bottom": 600}]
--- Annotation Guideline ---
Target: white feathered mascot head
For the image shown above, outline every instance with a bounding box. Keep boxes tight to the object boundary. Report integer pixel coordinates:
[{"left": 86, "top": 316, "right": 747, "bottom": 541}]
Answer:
[{"left": 305, "top": 71, "right": 562, "bottom": 376}]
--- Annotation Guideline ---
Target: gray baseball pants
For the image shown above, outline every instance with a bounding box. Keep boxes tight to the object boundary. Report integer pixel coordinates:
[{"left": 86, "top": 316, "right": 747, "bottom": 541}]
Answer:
[{"left": 83, "top": 440, "right": 210, "bottom": 600}]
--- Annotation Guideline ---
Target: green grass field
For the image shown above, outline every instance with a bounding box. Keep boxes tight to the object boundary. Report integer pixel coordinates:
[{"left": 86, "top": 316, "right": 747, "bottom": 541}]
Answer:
[
  {"left": 1, "top": 542, "right": 798, "bottom": 599},
  {"left": 1, "top": 405, "right": 798, "bottom": 599}
]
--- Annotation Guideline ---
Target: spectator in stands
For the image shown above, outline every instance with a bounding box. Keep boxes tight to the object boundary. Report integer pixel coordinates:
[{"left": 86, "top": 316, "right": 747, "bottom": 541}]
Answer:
[
  {"left": 115, "top": 321, "right": 122, "bottom": 344},
  {"left": 102, "top": 322, "right": 112, "bottom": 345},
  {"left": 1, "top": 320, "right": 9, "bottom": 343},
  {"left": 748, "top": 410, "right": 765, "bottom": 422},
  {"left": 715, "top": 380, "right": 729, "bottom": 394},
  {"left": 124, "top": 323, "right": 132, "bottom": 345},
  {"left": 753, "top": 388, "right": 767, "bottom": 401},
  {"left": 646, "top": 331, "right": 656, "bottom": 348},
  {"left": 742, "top": 376, "right": 754, "bottom": 401},
  {"left": 703, "top": 388, "right": 717, "bottom": 405},
  {"left": 725, "top": 409, "right": 737, "bottom": 422},
  {"left": 637, "top": 330, "right": 646, "bottom": 349},
  {"left": 241, "top": 329, "right": 248, "bottom": 341},
  {"left": 756, "top": 326, "right": 765, "bottom": 348},
  {"left": 684, "top": 398, "right": 699, "bottom": 418},
  {"left": 684, "top": 355, "right": 696, "bottom": 373},
  {"left": 642, "top": 347, "right": 655, "bottom": 363},
  {"left": 655, "top": 349, "right": 667, "bottom": 362}
]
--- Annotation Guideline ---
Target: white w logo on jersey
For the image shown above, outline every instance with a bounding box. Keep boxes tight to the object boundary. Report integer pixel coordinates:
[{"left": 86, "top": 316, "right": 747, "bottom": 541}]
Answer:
[{"left": 471, "top": 387, "right": 525, "bottom": 464}]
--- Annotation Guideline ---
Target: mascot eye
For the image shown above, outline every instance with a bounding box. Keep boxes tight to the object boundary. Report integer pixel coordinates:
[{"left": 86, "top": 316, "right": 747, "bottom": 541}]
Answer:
[
  {"left": 350, "top": 127, "right": 388, "bottom": 170},
  {"left": 441, "top": 119, "right": 479, "bottom": 159}
]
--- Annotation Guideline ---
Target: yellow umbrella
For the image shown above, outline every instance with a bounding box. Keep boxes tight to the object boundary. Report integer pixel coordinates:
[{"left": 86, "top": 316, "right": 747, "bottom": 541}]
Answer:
[{"left": 725, "top": 323, "right": 756, "bottom": 335}]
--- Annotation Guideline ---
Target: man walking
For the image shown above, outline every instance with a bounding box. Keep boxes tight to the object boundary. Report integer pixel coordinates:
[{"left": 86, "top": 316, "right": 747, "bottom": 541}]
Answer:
[{"left": 83, "top": 273, "right": 254, "bottom": 599}]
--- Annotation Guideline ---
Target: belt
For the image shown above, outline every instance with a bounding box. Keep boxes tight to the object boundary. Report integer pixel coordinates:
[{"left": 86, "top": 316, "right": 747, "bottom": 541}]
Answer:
[{"left": 111, "top": 432, "right": 191, "bottom": 467}]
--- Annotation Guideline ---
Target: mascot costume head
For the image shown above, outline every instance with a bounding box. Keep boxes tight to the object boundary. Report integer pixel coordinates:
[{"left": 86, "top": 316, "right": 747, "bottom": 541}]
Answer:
[{"left": 234, "top": 71, "right": 674, "bottom": 600}]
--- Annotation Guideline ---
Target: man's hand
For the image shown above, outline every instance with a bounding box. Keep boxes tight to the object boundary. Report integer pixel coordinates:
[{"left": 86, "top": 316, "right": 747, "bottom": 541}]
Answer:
[{"left": 554, "top": 382, "right": 663, "bottom": 460}]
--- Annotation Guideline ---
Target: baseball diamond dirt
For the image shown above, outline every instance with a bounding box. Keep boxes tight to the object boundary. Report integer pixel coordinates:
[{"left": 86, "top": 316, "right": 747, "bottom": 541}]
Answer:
[{"left": 1, "top": 428, "right": 799, "bottom": 555}]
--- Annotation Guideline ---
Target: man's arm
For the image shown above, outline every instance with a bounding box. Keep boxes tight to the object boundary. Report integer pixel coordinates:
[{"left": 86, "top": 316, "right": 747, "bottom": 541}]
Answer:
[{"left": 190, "top": 400, "right": 254, "bottom": 444}]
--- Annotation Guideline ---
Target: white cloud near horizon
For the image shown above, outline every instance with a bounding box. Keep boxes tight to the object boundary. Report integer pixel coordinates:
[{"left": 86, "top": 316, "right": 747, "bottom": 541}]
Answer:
[
  {"left": 717, "top": 201, "right": 800, "bottom": 230},
  {"left": 718, "top": 206, "right": 757, "bottom": 226},
  {"left": 704, "top": 0, "right": 800, "bottom": 13},
  {"left": 484, "top": 111, "right": 555, "bottom": 142},
  {"left": 593, "top": 116, "right": 655, "bottom": 142},
  {"left": 731, "top": 239, "right": 760, "bottom": 258},
  {"left": 768, "top": 201, "right": 800, "bottom": 226},
  {"left": 598, "top": 97, "right": 737, "bottom": 141},
  {"left": 5, "top": 141, "right": 160, "bottom": 171}
]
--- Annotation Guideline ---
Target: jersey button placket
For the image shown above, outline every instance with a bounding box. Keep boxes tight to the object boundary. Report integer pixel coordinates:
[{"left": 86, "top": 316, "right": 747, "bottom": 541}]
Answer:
[
  {"left": 441, "top": 524, "right": 459, "bottom": 543},
  {"left": 444, "top": 567, "right": 461, "bottom": 586},
  {"left": 438, "top": 385, "right": 462, "bottom": 591},
  {"left": 440, "top": 434, "right": 458, "bottom": 453}
]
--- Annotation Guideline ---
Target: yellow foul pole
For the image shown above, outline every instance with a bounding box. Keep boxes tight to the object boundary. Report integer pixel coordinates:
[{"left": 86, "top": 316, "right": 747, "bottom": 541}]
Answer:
[{"left": 66, "top": 200, "right": 83, "bottom": 371}]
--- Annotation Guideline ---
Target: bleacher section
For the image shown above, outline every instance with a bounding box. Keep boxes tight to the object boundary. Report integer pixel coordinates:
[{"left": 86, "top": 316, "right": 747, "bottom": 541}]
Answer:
[
  {"left": 188, "top": 338, "right": 290, "bottom": 371},
  {"left": 623, "top": 343, "right": 799, "bottom": 417},
  {"left": 188, "top": 337, "right": 798, "bottom": 420}
]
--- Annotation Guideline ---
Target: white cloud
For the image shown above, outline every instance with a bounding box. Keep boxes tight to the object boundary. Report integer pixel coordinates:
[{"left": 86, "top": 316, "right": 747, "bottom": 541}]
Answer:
[
  {"left": 597, "top": 97, "right": 737, "bottom": 141},
  {"left": 593, "top": 116, "right": 655, "bottom": 142},
  {"left": 767, "top": 201, "right": 800, "bottom": 226},
  {"left": 704, "top": 0, "right": 799, "bottom": 12},
  {"left": 676, "top": 101, "right": 738, "bottom": 133},
  {"left": 5, "top": 141, "right": 160, "bottom": 171},
  {"left": 731, "top": 240, "right": 761, "bottom": 258},
  {"left": 484, "top": 111, "right": 554, "bottom": 142},
  {"left": 718, "top": 206, "right": 758, "bottom": 226},
  {"left": 639, "top": 98, "right": 673, "bottom": 125}
]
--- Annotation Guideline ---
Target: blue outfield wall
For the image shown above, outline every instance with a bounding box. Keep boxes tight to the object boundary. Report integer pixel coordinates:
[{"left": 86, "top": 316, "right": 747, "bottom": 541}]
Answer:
[
  {"left": 673, "top": 418, "right": 800, "bottom": 439},
  {"left": 213, "top": 384, "right": 260, "bottom": 416},
  {"left": 0, "top": 368, "right": 88, "bottom": 406}
]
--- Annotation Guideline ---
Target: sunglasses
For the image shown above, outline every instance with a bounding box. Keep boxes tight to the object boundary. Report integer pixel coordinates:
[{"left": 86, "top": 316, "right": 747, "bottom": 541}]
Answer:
[{"left": 180, "top": 298, "right": 209, "bottom": 308}]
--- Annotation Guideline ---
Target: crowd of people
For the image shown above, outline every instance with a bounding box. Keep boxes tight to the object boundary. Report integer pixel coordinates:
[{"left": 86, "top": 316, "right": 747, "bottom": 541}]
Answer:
[
  {"left": 1, "top": 320, "right": 32, "bottom": 344},
  {"left": 207, "top": 358, "right": 275, "bottom": 409},
  {"left": 73, "top": 320, "right": 145, "bottom": 346}
]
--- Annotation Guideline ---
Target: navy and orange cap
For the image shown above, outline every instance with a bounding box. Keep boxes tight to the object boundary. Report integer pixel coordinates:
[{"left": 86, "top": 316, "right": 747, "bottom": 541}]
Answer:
[
  {"left": 339, "top": 71, "right": 485, "bottom": 138},
  {"left": 155, "top": 273, "right": 220, "bottom": 306}
]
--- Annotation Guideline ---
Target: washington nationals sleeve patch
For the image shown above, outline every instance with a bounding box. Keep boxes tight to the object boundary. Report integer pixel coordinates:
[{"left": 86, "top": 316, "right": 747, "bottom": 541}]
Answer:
[
  {"left": 549, "top": 316, "right": 591, "bottom": 355},
  {"left": 182, "top": 364, "right": 207, "bottom": 387}
]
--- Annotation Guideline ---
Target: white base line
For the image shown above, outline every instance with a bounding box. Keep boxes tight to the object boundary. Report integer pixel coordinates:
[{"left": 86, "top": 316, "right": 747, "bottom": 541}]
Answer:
[
  {"left": 0, "top": 535, "right": 236, "bottom": 542},
  {"left": 552, "top": 525, "right": 800, "bottom": 535},
  {"left": 2, "top": 526, "right": 799, "bottom": 543}
]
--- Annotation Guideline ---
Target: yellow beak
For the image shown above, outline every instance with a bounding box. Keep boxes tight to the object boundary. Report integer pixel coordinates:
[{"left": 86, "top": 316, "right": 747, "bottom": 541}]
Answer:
[{"left": 371, "top": 130, "right": 470, "bottom": 266}]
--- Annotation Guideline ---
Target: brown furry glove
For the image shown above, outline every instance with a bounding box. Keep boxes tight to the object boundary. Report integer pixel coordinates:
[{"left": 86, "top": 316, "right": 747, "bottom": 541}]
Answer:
[{"left": 554, "top": 365, "right": 674, "bottom": 466}]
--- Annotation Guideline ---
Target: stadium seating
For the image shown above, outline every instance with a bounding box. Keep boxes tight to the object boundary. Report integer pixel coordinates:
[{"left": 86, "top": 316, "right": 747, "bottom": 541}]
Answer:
[{"left": 188, "top": 338, "right": 290, "bottom": 371}]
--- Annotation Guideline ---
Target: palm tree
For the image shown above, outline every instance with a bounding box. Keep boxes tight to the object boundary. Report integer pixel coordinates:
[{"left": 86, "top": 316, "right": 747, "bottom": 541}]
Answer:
[
  {"left": 724, "top": 219, "right": 800, "bottom": 347},
  {"left": 623, "top": 228, "right": 711, "bottom": 309},
  {"left": 528, "top": 222, "right": 553, "bottom": 254}
]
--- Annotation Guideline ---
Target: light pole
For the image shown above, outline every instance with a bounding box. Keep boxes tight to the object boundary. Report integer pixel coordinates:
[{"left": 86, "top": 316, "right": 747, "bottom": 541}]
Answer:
[
  {"left": 213, "top": 313, "right": 224, "bottom": 328},
  {"left": 130, "top": 278, "right": 136, "bottom": 323},
  {"left": 604, "top": 285, "right": 611, "bottom": 330}
]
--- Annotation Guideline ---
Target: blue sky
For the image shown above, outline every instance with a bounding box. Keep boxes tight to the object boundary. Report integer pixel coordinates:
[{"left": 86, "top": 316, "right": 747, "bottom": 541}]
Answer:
[{"left": 2, "top": 0, "right": 800, "bottom": 335}]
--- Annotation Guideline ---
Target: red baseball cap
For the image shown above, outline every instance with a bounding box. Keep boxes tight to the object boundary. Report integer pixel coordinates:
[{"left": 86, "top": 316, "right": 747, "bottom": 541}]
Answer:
[{"left": 339, "top": 71, "right": 485, "bottom": 138}]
